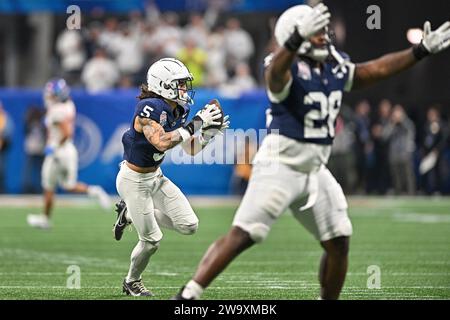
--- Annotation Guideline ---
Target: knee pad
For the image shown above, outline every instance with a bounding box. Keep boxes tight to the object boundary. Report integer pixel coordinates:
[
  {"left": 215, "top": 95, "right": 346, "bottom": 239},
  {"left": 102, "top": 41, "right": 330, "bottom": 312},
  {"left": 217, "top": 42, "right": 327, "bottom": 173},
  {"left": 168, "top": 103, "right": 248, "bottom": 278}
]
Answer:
[
  {"left": 244, "top": 222, "right": 270, "bottom": 243},
  {"left": 177, "top": 222, "right": 199, "bottom": 235}
]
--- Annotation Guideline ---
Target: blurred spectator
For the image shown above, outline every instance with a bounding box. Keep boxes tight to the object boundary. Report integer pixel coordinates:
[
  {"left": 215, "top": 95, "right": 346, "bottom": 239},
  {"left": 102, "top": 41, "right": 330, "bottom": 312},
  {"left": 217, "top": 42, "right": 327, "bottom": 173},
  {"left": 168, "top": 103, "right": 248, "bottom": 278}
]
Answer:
[
  {"left": 223, "top": 18, "right": 255, "bottom": 75},
  {"left": 184, "top": 14, "right": 210, "bottom": 49},
  {"left": 128, "top": 10, "right": 145, "bottom": 35},
  {"left": 177, "top": 38, "right": 207, "bottom": 87},
  {"left": 218, "top": 63, "right": 257, "bottom": 97},
  {"left": 81, "top": 47, "right": 120, "bottom": 92},
  {"left": 84, "top": 21, "right": 103, "bottom": 58},
  {"left": 56, "top": 29, "right": 86, "bottom": 85},
  {"left": 382, "top": 104, "right": 416, "bottom": 195},
  {"left": 230, "top": 137, "right": 257, "bottom": 195},
  {"left": 98, "top": 17, "right": 121, "bottom": 51},
  {"left": 108, "top": 23, "right": 144, "bottom": 79},
  {"left": 22, "top": 106, "right": 46, "bottom": 193},
  {"left": 204, "top": 27, "right": 228, "bottom": 88},
  {"left": 370, "top": 99, "right": 392, "bottom": 194},
  {"left": 150, "top": 12, "right": 183, "bottom": 57},
  {"left": 328, "top": 105, "right": 357, "bottom": 193},
  {"left": 353, "top": 100, "right": 373, "bottom": 193},
  {"left": 144, "top": 0, "right": 161, "bottom": 26},
  {"left": 0, "top": 103, "right": 13, "bottom": 193},
  {"left": 419, "top": 105, "right": 449, "bottom": 194}
]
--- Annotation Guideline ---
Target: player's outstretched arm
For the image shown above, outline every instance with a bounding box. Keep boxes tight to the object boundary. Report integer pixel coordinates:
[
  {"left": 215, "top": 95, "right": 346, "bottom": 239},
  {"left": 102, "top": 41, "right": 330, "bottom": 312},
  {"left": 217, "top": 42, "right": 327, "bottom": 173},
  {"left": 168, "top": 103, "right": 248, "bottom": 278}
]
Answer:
[{"left": 352, "top": 21, "right": 450, "bottom": 90}]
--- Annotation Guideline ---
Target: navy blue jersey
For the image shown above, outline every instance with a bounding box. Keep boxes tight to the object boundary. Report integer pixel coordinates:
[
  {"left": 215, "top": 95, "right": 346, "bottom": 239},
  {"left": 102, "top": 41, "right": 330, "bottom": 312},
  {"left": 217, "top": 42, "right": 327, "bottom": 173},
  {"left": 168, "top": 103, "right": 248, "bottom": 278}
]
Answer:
[
  {"left": 266, "top": 53, "right": 354, "bottom": 145},
  {"left": 122, "top": 98, "right": 190, "bottom": 167}
]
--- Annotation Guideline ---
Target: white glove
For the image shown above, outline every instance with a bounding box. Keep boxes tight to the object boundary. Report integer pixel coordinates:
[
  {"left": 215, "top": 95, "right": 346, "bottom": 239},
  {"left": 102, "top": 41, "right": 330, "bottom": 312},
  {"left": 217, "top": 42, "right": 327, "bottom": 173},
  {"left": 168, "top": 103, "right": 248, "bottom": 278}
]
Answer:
[
  {"left": 296, "top": 3, "right": 331, "bottom": 39},
  {"left": 200, "top": 115, "right": 230, "bottom": 146},
  {"left": 196, "top": 104, "right": 222, "bottom": 128},
  {"left": 422, "top": 21, "right": 450, "bottom": 54}
]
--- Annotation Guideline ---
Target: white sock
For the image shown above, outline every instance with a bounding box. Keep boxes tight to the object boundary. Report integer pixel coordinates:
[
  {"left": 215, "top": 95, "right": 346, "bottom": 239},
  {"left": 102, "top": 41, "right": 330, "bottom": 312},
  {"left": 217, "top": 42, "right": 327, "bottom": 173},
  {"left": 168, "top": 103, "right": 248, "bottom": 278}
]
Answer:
[
  {"left": 182, "top": 280, "right": 204, "bottom": 300},
  {"left": 126, "top": 241, "right": 158, "bottom": 283}
]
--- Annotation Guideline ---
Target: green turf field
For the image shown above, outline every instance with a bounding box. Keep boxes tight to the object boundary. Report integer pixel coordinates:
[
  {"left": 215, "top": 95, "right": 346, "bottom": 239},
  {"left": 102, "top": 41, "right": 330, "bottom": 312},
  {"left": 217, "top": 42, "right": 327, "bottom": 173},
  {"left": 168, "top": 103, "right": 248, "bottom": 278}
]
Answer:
[{"left": 0, "top": 197, "right": 449, "bottom": 300}]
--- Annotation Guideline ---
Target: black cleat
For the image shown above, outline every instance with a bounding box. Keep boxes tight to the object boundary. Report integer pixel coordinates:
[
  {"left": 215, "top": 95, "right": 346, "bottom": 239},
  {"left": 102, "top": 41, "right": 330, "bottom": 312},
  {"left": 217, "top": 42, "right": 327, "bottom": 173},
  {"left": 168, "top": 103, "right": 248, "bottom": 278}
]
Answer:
[
  {"left": 170, "top": 286, "right": 194, "bottom": 300},
  {"left": 113, "top": 200, "right": 130, "bottom": 241},
  {"left": 122, "top": 279, "right": 154, "bottom": 297}
]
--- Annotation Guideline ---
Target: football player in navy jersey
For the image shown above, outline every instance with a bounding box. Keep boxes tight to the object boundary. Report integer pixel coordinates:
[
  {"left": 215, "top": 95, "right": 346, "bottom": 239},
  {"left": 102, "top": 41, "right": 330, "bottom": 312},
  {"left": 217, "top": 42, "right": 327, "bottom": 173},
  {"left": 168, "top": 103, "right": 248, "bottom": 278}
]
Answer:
[
  {"left": 173, "top": 4, "right": 450, "bottom": 300},
  {"left": 115, "top": 58, "right": 229, "bottom": 296}
]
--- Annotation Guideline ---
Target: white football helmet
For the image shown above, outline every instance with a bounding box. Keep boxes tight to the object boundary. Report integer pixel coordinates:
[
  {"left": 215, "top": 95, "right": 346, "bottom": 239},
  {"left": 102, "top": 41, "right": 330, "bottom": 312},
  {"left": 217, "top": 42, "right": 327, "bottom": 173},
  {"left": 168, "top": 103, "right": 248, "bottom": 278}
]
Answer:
[
  {"left": 275, "top": 5, "right": 330, "bottom": 62},
  {"left": 146, "top": 58, "right": 194, "bottom": 107}
]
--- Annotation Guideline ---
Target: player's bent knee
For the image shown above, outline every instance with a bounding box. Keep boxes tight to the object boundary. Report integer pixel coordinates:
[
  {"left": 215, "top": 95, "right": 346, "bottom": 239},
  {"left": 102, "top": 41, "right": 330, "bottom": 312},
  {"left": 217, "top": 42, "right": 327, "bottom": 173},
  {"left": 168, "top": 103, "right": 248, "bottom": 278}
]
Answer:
[
  {"left": 235, "top": 222, "right": 270, "bottom": 243},
  {"left": 177, "top": 222, "right": 198, "bottom": 235}
]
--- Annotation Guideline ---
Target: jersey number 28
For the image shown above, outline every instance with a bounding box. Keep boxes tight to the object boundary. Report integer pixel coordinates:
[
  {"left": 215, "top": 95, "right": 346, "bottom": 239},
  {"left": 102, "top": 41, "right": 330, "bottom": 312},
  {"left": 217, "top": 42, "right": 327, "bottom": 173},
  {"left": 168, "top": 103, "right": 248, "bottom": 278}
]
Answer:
[{"left": 303, "top": 90, "right": 342, "bottom": 139}]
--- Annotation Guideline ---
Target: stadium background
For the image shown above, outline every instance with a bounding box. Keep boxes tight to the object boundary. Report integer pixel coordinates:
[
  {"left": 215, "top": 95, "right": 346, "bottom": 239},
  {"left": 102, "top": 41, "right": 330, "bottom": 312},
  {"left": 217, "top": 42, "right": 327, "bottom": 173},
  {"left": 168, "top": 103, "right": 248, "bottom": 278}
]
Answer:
[
  {"left": 0, "top": 0, "right": 449, "bottom": 195},
  {"left": 0, "top": 0, "right": 449, "bottom": 302}
]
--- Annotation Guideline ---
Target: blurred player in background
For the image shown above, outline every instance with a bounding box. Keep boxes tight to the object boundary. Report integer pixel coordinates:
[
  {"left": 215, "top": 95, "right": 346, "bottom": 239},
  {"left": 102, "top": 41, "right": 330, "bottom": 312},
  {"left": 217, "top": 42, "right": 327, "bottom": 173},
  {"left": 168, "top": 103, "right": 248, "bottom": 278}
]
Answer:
[
  {"left": 174, "top": 3, "right": 450, "bottom": 300},
  {"left": 27, "top": 78, "right": 111, "bottom": 229},
  {"left": 115, "top": 58, "right": 229, "bottom": 296}
]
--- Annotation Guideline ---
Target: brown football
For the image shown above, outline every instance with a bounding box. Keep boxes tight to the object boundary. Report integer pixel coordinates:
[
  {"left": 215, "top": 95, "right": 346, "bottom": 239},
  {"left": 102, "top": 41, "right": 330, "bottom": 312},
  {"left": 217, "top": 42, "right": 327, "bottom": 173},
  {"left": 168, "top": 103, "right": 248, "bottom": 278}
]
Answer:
[{"left": 203, "top": 98, "right": 224, "bottom": 130}]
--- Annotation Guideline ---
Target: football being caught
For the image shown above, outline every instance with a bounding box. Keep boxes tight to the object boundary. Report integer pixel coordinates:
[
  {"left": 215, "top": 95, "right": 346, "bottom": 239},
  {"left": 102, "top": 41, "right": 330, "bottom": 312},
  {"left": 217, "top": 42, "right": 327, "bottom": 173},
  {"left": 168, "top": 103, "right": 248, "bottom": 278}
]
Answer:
[{"left": 203, "top": 99, "right": 223, "bottom": 130}]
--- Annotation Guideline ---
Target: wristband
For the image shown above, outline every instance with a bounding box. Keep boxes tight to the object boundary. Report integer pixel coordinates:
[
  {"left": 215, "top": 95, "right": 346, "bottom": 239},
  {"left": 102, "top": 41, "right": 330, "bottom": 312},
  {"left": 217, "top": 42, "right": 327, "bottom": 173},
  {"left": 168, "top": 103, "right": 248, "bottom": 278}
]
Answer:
[
  {"left": 284, "top": 29, "right": 305, "bottom": 52},
  {"left": 412, "top": 41, "right": 430, "bottom": 60},
  {"left": 183, "top": 115, "right": 203, "bottom": 135},
  {"left": 176, "top": 127, "right": 192, "bottom": 142}
]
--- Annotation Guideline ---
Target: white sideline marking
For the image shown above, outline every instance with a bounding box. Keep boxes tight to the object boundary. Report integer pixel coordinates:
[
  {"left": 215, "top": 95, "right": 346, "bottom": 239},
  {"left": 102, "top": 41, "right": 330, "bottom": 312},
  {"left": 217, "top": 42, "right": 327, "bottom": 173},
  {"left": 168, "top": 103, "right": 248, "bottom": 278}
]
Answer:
[
  {"left": 2, "top": 195, "right": 450, "bottom": 209},
  {"left": 0, "top": 248, "right": 128, "bottom": 269},
  {"left": 392, "top": 212, "right": 450, "bottom": 223},
  {"left": 0, "top": 195, "right": 242, "bottom": 208}
]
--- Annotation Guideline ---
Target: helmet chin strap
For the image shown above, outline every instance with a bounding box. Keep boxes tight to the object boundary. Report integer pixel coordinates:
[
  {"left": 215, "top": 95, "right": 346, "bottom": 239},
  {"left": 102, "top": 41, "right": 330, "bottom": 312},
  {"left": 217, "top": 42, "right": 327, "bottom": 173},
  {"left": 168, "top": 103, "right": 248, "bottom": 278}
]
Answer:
[{"left": 329, "top": 44, "right": 348, "bottom": 74}]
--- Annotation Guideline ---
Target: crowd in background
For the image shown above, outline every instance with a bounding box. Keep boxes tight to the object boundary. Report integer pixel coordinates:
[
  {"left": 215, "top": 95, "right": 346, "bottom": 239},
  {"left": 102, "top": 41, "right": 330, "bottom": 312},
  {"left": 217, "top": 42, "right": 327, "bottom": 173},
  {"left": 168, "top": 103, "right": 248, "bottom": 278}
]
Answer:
[
  {"left": 231, "top": 100, "right": 450, "bottom": 196},
  {"left": 55, "top": 5, "right": 257, "bottom": 96},
  {"left": 328, "top": 100, "right": 449, "bottom": 196},
  {"left": 1, "top": 4, "right": 450, "bottom": 196}
]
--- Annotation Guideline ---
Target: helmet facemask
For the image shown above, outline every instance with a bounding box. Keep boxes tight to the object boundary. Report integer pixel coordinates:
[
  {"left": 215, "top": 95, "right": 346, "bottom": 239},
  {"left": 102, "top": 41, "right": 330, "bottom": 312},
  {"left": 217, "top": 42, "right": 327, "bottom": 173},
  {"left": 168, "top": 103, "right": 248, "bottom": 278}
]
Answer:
[
  {"left": 170, "top": 78, "right": 195, "bottom": 107},
  {"left": 299, "top": 27, "right": 332, "bottom": 62}
]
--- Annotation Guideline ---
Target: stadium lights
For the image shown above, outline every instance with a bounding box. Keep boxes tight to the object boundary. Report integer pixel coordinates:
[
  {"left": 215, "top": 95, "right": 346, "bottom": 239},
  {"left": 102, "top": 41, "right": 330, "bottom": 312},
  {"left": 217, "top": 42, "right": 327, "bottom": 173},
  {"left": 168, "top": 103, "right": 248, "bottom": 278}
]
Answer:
[{"left": 406, "top": 28, "right": 423, "bottom": 44}]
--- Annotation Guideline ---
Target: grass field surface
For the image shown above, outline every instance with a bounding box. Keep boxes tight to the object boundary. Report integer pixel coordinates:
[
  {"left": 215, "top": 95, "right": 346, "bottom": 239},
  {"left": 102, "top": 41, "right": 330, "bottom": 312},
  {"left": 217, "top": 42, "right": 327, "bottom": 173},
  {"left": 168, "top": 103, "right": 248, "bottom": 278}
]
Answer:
[{"left": 0, "top": 196, "right": 449, "bottom": 300}]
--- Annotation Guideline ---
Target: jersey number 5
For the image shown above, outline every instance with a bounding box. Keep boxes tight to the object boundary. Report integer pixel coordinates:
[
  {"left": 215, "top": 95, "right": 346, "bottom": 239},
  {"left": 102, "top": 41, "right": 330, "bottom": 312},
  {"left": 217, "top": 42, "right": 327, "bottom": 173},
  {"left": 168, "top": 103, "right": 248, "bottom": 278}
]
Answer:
[
  {"left": 140, "top": 105, "right": 154, "bottom": 118},
  {"left": 303, "top": 90, "right": 342, "bottom": 139}
]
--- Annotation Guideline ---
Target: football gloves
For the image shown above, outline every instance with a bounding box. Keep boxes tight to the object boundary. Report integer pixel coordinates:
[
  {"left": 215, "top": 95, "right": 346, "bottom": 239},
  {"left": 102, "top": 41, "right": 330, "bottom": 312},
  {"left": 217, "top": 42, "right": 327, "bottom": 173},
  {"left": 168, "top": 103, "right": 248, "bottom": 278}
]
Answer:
[
  {"left": 422, "top": 21, "right": 450, "bottom": 54},
  {"left": 296, "top": 3, "right": 331, "bottom": 40},
  {"left": 196, "top": 103, "right": 222, "bottom": 128},
  {"left": 200, "top": 115, "right": 230, "bottom": 146}
]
